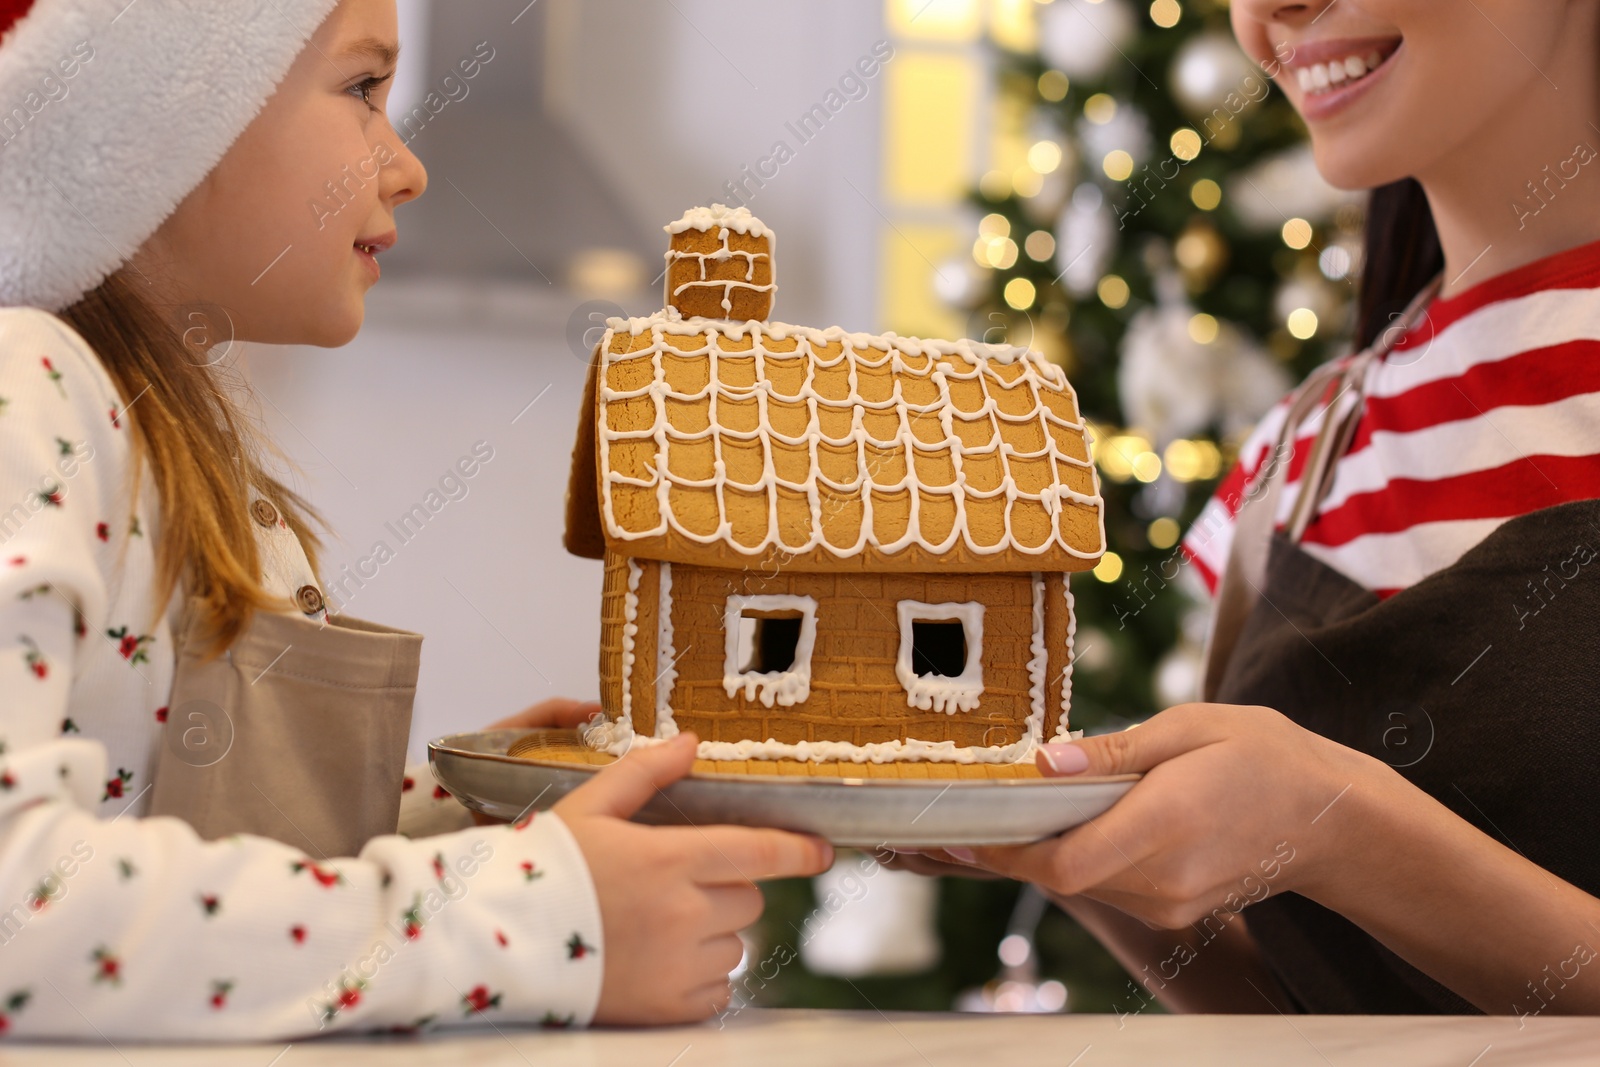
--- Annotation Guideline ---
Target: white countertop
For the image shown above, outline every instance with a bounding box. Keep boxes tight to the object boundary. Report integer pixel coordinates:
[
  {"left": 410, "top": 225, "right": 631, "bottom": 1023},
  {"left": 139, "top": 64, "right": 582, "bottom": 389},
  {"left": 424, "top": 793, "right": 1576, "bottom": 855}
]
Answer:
[{"left": 4, "top": 1008, "right": 1596, "bottom": 1065}]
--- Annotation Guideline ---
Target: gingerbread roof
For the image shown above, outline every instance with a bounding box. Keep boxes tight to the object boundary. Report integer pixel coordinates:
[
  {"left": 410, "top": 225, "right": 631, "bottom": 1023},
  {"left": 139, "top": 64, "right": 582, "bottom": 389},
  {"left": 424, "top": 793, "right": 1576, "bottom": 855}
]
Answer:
[{"left": 564, "top": 310, "right": 1106, "bottom": 573}]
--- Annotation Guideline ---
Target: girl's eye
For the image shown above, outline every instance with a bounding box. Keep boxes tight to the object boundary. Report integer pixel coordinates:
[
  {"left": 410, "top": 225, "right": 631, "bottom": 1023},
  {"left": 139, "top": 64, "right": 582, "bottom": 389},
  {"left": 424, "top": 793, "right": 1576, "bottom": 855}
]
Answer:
[{"left": 347, "top": 72, "right": 392, "bottom": 113}]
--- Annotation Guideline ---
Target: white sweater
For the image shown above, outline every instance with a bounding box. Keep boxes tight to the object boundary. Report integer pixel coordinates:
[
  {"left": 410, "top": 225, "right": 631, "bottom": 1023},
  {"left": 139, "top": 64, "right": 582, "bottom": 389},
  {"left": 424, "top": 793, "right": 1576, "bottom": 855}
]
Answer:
[{"left": 0, "top": 307, "right": 603, "bottom": 1039}]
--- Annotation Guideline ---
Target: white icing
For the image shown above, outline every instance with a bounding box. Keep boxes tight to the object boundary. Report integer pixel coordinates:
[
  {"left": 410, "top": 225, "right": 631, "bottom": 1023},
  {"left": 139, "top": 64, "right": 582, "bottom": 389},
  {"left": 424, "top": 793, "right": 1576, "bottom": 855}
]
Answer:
[
  {"left": 1054, "top": 571, "right": 1077, "bottom": 741},
  {"left": 721, "top": 594, "right": 818, "bottom": 708},
  {"left": 594, "top": 312, "right": 1107, "bottom": 563},
  {"left": 1025, "top": 573, "right": 1047, "bottom": 741},
  {"left": 894, "top": 600, "right": 984, "bottom": 714},
  {"left": 619, "top": 559, "right": 642, "bottom": 730},
  {"left": 664, "top": 203, "right": 771, "bottom": 238},
  {"left": 655, "top": 561, "right": 679, "bottom": 737},
  {"left": 662, "top": 204, "right": 777, "bottom": 318},
  {"left": 589, "top": 726, "right": 1037, "bottom": 765}
]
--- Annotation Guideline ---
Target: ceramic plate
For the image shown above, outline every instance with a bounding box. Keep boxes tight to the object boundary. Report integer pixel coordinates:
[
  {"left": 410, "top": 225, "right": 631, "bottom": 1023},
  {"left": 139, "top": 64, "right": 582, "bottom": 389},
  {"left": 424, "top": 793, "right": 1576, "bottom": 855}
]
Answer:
[{"left": 428, "top": 729, "right": 1140, "bottom": 848}]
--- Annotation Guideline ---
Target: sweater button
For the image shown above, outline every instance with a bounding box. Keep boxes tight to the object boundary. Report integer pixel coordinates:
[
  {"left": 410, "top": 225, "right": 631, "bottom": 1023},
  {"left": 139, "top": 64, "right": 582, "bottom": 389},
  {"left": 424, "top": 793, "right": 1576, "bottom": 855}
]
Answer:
[
  {"left": 295, "top": 584, "right": 325, "bottom": 615},
  {"left": 251, "top": 499, "right": 280, "bottom": 527}
]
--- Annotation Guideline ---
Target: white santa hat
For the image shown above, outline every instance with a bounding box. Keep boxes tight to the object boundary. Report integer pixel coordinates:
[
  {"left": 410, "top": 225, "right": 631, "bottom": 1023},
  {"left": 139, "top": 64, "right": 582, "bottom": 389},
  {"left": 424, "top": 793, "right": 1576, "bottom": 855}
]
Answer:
[{"left": 0, "top": 0, "right": 339, "bottom": 311}]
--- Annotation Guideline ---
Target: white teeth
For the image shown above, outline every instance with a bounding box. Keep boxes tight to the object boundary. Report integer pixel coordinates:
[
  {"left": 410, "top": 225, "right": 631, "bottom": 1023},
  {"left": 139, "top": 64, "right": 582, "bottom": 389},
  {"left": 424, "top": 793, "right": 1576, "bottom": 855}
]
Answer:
[{"left": 1295, "top": 49, "right": 1387, "bottom": 96}]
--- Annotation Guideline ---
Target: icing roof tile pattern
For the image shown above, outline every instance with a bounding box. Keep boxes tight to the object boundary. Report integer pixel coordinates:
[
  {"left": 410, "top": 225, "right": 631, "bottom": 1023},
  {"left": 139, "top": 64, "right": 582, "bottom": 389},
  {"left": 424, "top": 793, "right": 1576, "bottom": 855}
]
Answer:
[{"left": 592, "top": 311, "right": 1106, "bottom": 571}]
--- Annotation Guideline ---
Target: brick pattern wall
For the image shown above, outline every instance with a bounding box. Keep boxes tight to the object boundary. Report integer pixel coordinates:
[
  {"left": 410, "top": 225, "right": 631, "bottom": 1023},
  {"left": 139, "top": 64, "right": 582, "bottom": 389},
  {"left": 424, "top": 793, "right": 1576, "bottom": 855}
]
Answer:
[
  {"left": 629, "top": 559, "right": 660, "bottom": 736},
  {"left": 664, "top": 565, "right": 1042, "bottom": 748},
  {"left": 1043, "top": 572, "right": 1072, "bottom": 738},
  {"left": 598, "top": 551, "right": 628, "bottom": 720}
]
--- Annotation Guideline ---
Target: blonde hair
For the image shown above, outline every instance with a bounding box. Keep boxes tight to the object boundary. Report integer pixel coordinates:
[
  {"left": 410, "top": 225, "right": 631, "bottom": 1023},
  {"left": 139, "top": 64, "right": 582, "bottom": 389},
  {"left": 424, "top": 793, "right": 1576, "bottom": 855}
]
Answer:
[{"left": 58, "top": 270, "right": 327, "bottom": 661}]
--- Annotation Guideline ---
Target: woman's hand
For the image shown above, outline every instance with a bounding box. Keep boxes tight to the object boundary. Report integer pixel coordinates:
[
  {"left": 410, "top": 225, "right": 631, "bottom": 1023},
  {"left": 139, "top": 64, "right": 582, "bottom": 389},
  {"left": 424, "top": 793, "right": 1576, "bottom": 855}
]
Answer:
[
  {"left": 485, "top": 697, "right": 602, "bottom": 732},
  {"left": 956, "top": 703, "right": 1383, "bottom": 930},
  {"left": 552, "top": 732, "right": 835, "bottom": 1025}
]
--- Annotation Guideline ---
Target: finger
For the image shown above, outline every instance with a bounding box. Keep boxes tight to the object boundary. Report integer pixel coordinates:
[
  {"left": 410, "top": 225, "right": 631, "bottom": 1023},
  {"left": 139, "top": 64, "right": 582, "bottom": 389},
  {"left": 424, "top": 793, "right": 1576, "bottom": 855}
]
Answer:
[
  {"left": 553, "top": 732, "right": 698, "bottom": 818},
  {"left": 1035, "top": 704, "right": 1232, "bottom": 777},
  {"left": 965, "top": 793, "right": 1162, "bottom": 896},
  {"left": 701, "top": 883, "right": 765, "bottom": 934},
  {"left": 486, "top": 697, "right": 603, "bottom": 731},
  {"left": 677, "top": 825, "right": 835, "bottom": 884}
]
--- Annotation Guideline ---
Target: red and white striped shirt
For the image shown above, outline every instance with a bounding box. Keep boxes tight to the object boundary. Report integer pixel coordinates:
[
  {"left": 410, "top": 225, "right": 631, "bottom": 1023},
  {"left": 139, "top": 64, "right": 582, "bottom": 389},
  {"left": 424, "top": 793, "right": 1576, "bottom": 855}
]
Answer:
[{"left": 1183, "top": 236, "right": 1600, "bottom": 599}]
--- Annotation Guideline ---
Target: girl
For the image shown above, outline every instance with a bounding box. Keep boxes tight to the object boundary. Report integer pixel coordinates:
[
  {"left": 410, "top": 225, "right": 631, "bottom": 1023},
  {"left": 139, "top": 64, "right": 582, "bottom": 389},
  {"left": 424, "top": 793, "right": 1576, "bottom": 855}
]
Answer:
[
  {"left": 0, "top": 0, "right": 830, "bottom": 1040},
  {"left": 915, "top": 0, "right": 1600, "bottom": 1016}
]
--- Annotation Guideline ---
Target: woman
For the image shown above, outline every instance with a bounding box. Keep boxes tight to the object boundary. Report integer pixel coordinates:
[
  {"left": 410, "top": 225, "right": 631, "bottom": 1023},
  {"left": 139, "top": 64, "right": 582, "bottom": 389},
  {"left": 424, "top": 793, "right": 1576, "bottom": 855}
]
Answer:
[{"left": 914, "top": 0, "right": 1600, "bottom": 1016}]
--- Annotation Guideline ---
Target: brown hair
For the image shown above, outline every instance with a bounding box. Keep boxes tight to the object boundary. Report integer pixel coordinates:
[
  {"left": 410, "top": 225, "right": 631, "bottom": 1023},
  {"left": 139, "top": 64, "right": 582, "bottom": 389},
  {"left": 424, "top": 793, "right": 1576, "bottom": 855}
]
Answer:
[
  {"left": 1354, "top": 177, "right": 1444, "bottom": 349},
  {"left": 57, "top": 270, "right": 327, "bottom": 660}
]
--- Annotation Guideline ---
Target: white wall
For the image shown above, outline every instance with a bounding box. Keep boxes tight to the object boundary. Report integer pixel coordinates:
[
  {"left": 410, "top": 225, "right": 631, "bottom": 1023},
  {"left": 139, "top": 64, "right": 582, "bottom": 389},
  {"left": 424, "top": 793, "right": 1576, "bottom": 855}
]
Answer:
[
  {"left": 545, "top": 0, "right": 888, "bottom": 331},
  {"left": 244, "top": 280, "right": 625, "bottom": 763}
]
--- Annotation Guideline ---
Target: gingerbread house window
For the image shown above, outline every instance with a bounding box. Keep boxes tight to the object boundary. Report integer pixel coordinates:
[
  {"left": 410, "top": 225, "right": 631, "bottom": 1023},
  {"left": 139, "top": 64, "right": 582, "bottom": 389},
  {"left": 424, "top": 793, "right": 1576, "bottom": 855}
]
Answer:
[
  {"left": 722, "top": 594, "right": 818, "bottom": 708},
  {"left": 896, "top": 601, "right": 985, "bottom": 714}
]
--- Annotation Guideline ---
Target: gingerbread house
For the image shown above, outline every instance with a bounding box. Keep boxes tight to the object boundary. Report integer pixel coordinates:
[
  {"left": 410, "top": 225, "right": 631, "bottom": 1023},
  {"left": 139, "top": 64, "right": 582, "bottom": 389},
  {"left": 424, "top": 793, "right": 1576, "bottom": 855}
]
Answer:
[{"left": 563, "top": 205, "right": 1105, "bottom": 776}]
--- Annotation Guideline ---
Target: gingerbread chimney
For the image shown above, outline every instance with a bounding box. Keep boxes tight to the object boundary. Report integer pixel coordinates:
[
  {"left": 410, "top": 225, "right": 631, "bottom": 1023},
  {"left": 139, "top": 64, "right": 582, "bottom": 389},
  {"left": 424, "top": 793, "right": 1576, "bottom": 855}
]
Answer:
[{"left": 663, "top": 204, "right": 776, "bottom": 321}]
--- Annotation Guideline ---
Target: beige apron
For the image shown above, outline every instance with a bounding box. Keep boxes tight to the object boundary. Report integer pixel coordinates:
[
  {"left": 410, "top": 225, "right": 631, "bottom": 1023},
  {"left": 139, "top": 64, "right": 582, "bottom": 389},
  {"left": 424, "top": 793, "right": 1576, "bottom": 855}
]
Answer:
[{"left": 147, "top": 588, "right": 423, "bottom": 858}]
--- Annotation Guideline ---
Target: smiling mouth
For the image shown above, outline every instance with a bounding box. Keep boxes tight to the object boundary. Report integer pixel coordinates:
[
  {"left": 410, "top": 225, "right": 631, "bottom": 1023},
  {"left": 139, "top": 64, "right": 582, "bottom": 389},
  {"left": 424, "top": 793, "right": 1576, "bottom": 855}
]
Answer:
[{"left": 1294, "top": 41, "right": 1401, "bottom": 96}]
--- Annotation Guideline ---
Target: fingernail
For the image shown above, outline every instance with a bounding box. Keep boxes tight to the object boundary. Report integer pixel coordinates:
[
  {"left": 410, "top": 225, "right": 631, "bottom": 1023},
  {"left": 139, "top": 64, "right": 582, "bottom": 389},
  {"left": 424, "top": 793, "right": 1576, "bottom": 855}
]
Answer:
[
  {"left": 946, "top": 847, "right": 975, "bottom": 863},
  {"left": 1038, "top": 743, "right": 1090, "bottom": 775}
]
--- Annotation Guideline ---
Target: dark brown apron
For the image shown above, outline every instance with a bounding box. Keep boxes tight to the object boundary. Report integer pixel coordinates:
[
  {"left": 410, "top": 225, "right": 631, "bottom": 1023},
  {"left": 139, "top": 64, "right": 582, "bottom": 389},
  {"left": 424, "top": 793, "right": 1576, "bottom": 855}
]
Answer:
[
  {"left": 1199, "top": 277, "right": 1600, "bottom": 1012},
  {"left": 146, "top": 591, "right": 422, "bottom": 859}
]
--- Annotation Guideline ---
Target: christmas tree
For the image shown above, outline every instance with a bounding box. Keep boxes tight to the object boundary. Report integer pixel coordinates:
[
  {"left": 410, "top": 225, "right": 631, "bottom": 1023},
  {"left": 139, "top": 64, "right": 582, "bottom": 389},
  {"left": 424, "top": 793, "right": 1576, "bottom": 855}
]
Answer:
[
  {"left": 956, "top": 0, "right": 1359, "bottom": 729},
  {"left": 755, "top": 0, "right": 1360, "bottom": 1015}
]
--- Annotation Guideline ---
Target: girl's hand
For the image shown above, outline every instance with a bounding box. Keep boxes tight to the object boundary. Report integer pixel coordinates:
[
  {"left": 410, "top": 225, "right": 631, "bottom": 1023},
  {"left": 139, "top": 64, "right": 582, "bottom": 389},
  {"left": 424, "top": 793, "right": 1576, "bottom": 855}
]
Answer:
[
  {"left": 552, "top": 732, "right": 835, "bottom": 1025},
  {"left": 957, "top": 703, "right": 1385, "bottom": 930},
  {"left": 485, "top": 697, "right": 602, "bottom": 731}
]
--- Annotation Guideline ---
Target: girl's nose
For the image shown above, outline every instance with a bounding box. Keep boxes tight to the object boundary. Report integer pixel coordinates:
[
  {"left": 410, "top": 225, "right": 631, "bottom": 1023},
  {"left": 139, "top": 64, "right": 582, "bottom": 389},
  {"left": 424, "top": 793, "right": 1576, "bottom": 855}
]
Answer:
[{"left": 383, "top": 137, "right": 428, "bottom": 208}]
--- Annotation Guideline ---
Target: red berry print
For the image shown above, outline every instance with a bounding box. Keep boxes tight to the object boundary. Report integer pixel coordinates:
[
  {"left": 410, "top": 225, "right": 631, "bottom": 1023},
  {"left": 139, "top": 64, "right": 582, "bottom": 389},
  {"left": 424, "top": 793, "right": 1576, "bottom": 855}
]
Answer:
[
  {"left": 60, "top": 718, "right": 78, "bottom": 734},
  {"left": 73, "top": 612, "right": 85, "bottom": 639},
  {"left": 316, "top": 977, "right": 367, "bottom": 1025},
  {"left": 20, "top": 637, "right": 47, "bottom": 679},
  {"left": 210, "top": 980, "right": 233, "bottom": 1009},
  {"left": 290, "top": 925, "right": 307, "bottom": 945},
  {"left": 461, "top": 985, "right": 502, "bottom": 1016},
  {"left": 540, "top": 1011, "right": 575, "bottom": 1029},
  {"left": 41, "top": 356, "right": 65, "bottom": 398},
  {"left": 28, "top": 877, "right": 61, "bottom": 911},
  {"left": 199, "top": 893, "right": 221, "bottom": 917},
  {"left": 512, "top": 810, "right": 536, "bottom": 831},
  {"left": 566, "top": 932, "right": 596, "bottom": 960},
  {"left": 290, "top": 859, "right": 344, "bottom": 888},
  {"left": 432, "top": 785, "right": 450, "bottom": 800},
  {"left": 32, "top": 482, "right": 63, "bottom": 508},
  {"left": 91, "top": 947, "right": 122, "bottom": 986},
  {"left": 520, "top": 860, "right": 543, "bottom": 883},
  {"left": 401, "top": 776, "right": 415, "bottom": 792},
  {"left": 154, "top": 705, "right": 168, "bottom": 723},
  {"left": 494, "top": 929, "right": 509, "bottom": 948},
  {"left": 0, "top": 990, "right": 32, "bottom": 1034},
  {"left": 96, "top": 522, "right": 109, "bottom": 541},
  {"left": 400, "top": 895, "right": 425, "bottom": 940},
  {"left": 102, "top": 768, "right": 132, "bottom": 801},
  {"left": 106, "top": 626, "right": 153, "bottom": 665},
  {"left": 0, "top": 770, "right": 14, "bottom": 791},
  {"left": 108, "top": 405, "right": 120, "bottom": 429}
]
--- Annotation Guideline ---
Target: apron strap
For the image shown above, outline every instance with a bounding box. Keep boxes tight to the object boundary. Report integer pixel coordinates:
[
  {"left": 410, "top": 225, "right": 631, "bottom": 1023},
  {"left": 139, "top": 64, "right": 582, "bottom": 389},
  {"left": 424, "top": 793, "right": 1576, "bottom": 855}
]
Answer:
[{"left": 1199, "top": 275, "right": 1441, "bottom": 701}]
